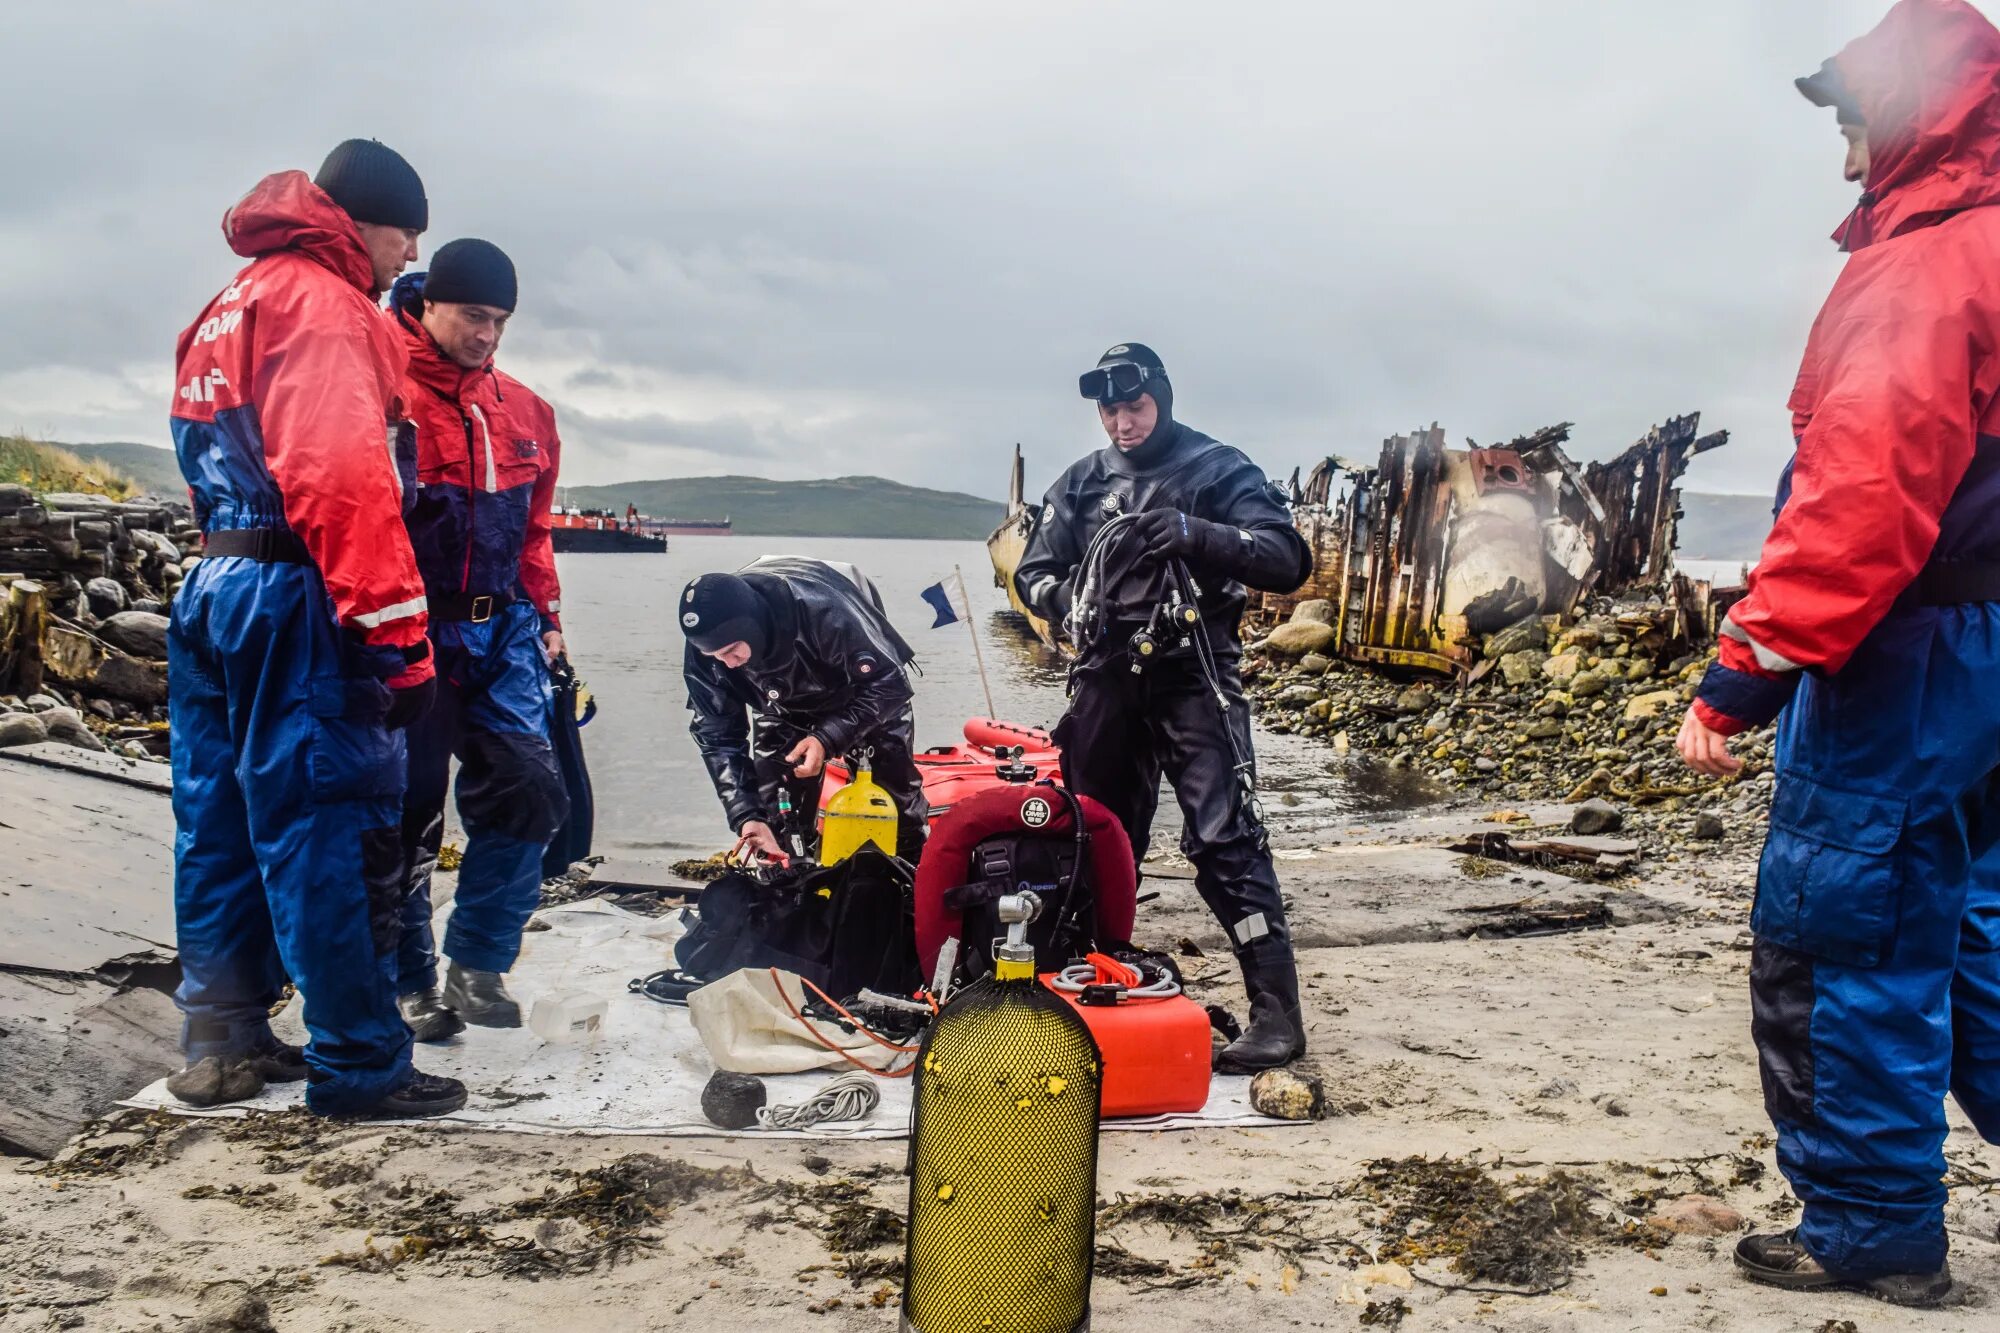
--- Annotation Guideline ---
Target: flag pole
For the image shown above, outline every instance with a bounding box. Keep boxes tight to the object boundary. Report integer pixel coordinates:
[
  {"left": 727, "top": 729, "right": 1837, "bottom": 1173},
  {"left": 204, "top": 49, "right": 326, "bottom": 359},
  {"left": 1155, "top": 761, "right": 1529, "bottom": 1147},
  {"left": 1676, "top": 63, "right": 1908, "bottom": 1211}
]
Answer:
[{"left": 954, "top": 564, "right": 997, "bottom": 719}]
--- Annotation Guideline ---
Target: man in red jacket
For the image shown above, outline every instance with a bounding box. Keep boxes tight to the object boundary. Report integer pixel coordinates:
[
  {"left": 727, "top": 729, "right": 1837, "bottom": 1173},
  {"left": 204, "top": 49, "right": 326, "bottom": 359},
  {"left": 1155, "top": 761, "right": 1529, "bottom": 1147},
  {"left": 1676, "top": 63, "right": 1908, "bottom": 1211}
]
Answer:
[
  {"left": 1678, "top": 0, "right": 2000, "bottom": 1305},
  {"left": 385, "top": 240, "right": 569, "bottom": 1037},
  {"left": 166, "top": 140, "right": 465, "bottom": 1119}
]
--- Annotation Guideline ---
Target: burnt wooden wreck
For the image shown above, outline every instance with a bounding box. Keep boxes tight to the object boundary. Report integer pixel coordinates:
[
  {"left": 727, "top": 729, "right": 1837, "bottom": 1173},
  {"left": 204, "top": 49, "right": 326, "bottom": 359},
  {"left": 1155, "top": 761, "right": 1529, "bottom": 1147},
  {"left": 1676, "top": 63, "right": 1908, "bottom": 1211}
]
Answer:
[{"left": 1262, "top": 414, "right": 1735, "bottom": 675}]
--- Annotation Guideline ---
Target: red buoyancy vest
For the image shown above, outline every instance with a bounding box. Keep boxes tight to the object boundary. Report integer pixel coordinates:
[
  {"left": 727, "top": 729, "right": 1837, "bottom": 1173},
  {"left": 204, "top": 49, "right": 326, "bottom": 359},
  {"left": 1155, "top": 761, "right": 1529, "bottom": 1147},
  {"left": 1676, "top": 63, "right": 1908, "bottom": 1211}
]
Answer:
[{"left": 913, "top": 783, "right": 1138, "bottom": 983}]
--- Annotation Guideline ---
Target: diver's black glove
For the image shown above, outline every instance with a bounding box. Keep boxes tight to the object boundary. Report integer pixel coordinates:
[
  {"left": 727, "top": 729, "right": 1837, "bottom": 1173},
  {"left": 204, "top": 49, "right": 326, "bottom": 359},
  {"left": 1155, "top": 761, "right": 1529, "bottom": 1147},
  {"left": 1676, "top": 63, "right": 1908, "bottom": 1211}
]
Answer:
[
  {"left": 1126, "top": 508, "right": 1200, "bottom": 556},
  {"left": 385, "top": 675, "right": 436, "bottom": 731}
]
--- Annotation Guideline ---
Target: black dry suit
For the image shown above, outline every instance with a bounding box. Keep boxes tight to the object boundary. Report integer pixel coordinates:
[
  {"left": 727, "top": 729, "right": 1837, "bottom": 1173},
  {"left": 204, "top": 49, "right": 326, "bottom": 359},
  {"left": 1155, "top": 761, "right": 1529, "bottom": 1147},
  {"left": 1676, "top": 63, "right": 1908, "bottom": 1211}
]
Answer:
[
  {"left": 684, "top": 557, "right": 927, "bottom": 857},
  {"left": 1015, "top": 417, "right": 1310, "bottom": 1066}
]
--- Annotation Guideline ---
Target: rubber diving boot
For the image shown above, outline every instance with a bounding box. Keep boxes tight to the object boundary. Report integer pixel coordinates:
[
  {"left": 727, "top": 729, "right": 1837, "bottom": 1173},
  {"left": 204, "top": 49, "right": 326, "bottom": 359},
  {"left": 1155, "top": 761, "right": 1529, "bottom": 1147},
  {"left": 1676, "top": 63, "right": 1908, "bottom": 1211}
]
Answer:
[
  {"left": 165, "top": 1055, "right": 266, "bottom": 1108},
  {"left": 1734, "top": 1231, "right": 1953, "bottom": 1308},
  {"left": 443, "top": 962, "right": 522, "bottom": 1028},
  {"left": 1216, "top": 940, "right": 1306, "bottom": 1073},
  {"left": 325, "top": 1070, "right": 470, "bottom": 1121},
  {"left": 243, "top": 1038, "right": 308, "bottom": 1083},
  {"left": 398, "top": 987, "right": 467, "bottom": 1043}
]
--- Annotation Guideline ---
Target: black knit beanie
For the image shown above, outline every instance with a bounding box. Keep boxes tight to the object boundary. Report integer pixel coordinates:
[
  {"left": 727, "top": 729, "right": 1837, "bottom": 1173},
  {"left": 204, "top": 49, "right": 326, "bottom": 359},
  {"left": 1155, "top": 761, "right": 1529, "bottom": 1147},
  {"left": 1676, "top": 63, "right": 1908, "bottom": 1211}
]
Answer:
[
  {"left": 314, "top": 139, "right": 429, "bottom": 231},
  {"left": 680, "top": 573, "right": 770, "bottom": 659},
  {"left": 423, "top": 238, "right": 517, "bottom": 311}
]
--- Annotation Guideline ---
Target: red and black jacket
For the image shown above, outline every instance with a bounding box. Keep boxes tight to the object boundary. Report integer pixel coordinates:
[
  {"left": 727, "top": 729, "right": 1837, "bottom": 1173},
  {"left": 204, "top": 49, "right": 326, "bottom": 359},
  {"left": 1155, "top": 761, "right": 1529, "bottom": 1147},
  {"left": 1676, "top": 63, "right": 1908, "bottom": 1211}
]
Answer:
[{"left": 389, "top": 274, "right": 562, "bottom": 631}]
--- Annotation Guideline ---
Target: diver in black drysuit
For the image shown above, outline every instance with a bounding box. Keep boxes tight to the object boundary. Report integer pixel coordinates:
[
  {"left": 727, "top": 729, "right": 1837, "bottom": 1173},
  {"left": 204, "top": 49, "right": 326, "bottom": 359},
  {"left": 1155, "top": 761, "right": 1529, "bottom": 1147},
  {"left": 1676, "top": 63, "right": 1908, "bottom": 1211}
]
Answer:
[
  {"left": 1016, "top": 343, "right": 1312, "bottom": 1071},
  {"left": 681, "top": 557, "right": 927, "bottom": 861}
]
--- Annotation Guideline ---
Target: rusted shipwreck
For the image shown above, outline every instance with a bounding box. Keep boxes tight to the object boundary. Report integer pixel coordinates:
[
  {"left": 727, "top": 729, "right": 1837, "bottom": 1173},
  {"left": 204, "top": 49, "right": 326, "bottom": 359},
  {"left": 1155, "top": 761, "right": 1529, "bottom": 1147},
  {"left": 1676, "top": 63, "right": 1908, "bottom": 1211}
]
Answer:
[{"left": 1260, "top": 414, "right": 1738, "bottom": 675}]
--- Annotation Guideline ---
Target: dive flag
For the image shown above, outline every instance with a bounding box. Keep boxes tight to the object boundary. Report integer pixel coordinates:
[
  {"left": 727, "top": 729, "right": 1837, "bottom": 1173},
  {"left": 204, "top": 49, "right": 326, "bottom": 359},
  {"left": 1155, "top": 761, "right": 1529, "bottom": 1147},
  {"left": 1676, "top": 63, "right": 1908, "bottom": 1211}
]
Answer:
[{"left": 920, "top": 581, "right": 959, "bottom": 628}]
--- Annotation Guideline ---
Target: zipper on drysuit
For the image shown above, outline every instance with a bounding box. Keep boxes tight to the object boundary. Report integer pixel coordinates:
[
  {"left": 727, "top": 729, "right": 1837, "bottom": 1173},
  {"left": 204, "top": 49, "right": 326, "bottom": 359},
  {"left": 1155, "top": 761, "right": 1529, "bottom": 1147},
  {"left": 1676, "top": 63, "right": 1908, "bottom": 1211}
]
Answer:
[{"left": 459, "top": 373, "right": 498, "bottom": 593}]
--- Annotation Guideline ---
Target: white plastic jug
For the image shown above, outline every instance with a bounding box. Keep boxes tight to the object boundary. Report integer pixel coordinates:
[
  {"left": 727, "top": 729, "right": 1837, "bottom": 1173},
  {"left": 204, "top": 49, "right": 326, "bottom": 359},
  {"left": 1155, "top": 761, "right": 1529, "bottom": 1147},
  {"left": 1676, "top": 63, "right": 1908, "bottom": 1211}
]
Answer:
[{"left": 529, "top": 992, "right": 608, "bottom": 1043}]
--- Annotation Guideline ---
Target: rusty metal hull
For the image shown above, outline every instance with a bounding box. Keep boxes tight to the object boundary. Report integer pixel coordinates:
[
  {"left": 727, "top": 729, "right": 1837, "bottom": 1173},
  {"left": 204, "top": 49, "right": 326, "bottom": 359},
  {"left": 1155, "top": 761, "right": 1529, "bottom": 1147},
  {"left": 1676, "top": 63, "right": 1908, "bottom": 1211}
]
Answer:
[{"left": 1263, "top": 414, "right": 1731, "bottom": 675}]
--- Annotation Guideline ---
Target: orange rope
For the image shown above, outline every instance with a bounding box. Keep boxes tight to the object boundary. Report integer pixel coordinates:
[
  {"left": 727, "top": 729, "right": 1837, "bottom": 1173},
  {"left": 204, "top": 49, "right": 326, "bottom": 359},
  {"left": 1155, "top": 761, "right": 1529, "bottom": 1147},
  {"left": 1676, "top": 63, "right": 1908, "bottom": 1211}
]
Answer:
[{"left": 768, "top": 969, "right": 917, "bottom": 1079}]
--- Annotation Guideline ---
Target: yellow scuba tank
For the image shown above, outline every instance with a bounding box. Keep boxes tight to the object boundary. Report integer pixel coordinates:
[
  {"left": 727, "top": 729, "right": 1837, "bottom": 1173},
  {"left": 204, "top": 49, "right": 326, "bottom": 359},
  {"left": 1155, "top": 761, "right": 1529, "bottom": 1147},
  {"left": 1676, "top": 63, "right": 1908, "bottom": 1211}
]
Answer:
[
  {"left": 820, "top": 756, "right": 898, "bottom": 865},
  {"left": 902, "top": 892, "right": 1102, "bottom": 1333}
]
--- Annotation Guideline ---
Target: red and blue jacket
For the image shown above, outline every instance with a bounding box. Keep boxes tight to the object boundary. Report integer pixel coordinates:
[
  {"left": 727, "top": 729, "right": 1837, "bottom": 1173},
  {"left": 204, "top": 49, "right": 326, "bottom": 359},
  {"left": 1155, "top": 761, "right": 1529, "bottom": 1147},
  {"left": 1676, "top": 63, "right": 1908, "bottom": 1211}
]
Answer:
[
  {"left": 389, "top": 276, "right": 562, "bottom": 631},
  {"left": 1697, "top": 0, "right": 2000, "bottom": 735},
  {"left": 170, "top": 171, "right": 432, "bottom": 683}
]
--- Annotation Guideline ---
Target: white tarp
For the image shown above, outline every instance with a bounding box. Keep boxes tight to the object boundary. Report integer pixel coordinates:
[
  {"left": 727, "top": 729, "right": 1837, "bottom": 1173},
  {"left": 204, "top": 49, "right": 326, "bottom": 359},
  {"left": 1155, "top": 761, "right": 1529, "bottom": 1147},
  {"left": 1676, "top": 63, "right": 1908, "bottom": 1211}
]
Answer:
[{"left": 123, "top": 900, "right": 1288, "bottom": 1139}]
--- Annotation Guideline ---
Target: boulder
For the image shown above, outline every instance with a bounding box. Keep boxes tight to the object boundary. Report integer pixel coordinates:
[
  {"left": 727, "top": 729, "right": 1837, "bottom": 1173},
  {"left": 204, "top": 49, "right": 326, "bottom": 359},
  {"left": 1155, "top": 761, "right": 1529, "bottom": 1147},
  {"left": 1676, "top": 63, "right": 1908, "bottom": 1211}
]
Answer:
[
  {"left": 1569, "top": 670, "right": 1609, "bottom": 699},
  {"left": 1249, "top": 1065, "right": 1327, "bottom": 1121},
  {"left": 0, "top": 712, "right": 49, "bottom": 748},
  {"left": 1565, "top": 767, "right": 1616, "bottom": 802},
  {"left": 1621, "top": 689, "right": 1681, "bottom": 723},
  {"left": 1297, "top": 652, "right": 1333, "bottom": 676},
  {"left": 1277, "top": 684, "right": 1321, "bottom": 706},
  {"left": 701, "top": 1070, "right": 767, "bottom": 1130},
  {"left": 41, "top": 707, "right": 106, "bottom": 752},
  {"left": 1650, "top": 1194, "right": 1745, "bottom": 1238},
  {"left": 1265, "top": 620, "right": 1337, "bottom": 658},
  {"left": 23, "top": 693, "right": 61, "bottom": 712},
  {"left": 1542, "top": 651, "right": 1582, "bottom": 684},
  {"left": 96, "top": 610, "right": 170, "bottom": 660},
  {"left": 1694, "top": 813, "right": 1726, "bottom": 841},
  {"left": 84, "top": 576, "right": 128, "bottom": 617},
  {"left": 131, "top": 598, "right": 167, "bottom": 616},
  {"left": 1570, "top": 799, "right": 1624, "bottom": 835},
  {"left": 1499, "top": 650, "right": 1547, "bottom": 687},
  {"left": 131, "top": 529, "right": 180, "bottom": 561},
  {"left": 1482, "top": 617, "right": 1546, "bottom": 659},
  {"left": 1289, "top": 599, "right": 1335, "bottom": 626},
  {"left": 1394, "top": 686, "right": 1436, "bottom": 715}
]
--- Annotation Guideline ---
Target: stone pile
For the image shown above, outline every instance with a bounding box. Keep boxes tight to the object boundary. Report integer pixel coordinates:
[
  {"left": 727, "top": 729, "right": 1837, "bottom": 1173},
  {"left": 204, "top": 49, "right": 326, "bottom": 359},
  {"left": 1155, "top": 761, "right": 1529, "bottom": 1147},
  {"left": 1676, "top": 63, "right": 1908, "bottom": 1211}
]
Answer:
[
  {"left": 0, "top": 484, "right": 195, "bottom": 758},
  {"left": 1244, "top": 598, "right": 1776, "bottom": 846}
]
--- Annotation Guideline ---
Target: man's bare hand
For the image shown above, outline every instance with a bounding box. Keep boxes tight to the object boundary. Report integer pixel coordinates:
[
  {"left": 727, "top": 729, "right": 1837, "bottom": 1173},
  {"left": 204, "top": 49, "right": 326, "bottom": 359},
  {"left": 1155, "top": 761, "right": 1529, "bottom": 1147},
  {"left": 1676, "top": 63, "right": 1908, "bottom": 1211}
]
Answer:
[
  {"left": 786, "top": 735, "right": 828, "bottom": 779},
  {"left": 542, "top": 629, "right": 565, "bottom": 663},
  {"left": 732, "top": 820, "right": 786, "bottom": 863},
  {"left": 1676, "top": 705, "right": 1742, "bottom": 778}
]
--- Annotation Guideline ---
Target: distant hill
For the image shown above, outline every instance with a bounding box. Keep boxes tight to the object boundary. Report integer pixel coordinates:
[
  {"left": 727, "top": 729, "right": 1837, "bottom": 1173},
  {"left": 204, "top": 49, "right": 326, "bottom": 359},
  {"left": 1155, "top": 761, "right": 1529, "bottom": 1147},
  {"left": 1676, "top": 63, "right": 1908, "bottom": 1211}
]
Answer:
[
  {"left": 567, "top": 475, "right": 1005, "bottom": 540},
  {"left": 1676, "top": 491, "right": 1774, "bottom": 561},
  {"left": 2, "top": 435, "right": 138, "bottom": 499},
  {"left": 50, "top": 440, "right": 185, "bottom": 498}
]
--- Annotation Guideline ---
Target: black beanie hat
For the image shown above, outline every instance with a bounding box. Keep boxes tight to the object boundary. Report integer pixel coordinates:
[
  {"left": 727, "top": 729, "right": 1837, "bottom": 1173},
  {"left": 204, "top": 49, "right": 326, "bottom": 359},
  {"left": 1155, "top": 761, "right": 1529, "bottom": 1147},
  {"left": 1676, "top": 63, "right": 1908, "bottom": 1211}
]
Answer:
[
  {"left": 680, "top": 573, "right": 770, "bottom": 659},
  {"left": 1096, "top": 341, "right": 1174, "bottom": 438},
  {"left": 423, "top": 238, "right": 518, "bottom": 311},
  {"left": 314, "top": 138, "right": 428, "bottom": 231}
]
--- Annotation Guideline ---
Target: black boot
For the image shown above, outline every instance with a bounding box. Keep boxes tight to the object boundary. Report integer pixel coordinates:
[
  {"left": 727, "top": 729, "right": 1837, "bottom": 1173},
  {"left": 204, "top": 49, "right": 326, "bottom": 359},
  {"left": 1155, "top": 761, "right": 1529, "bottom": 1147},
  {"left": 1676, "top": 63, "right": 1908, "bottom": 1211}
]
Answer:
[
  {"left": 1216, "top": 941, "right": 1306, "bottom": 1073},
  {"left": 243, "top": 1039, "right": 308, "bottom": 1083},
  {"left": 165, "top": 1055, "right": 266, "bottom": 1107},
  {"left": 443, "top": 962, "right": 521, "bottom": 1028},
  {"left": 325, "top": 1070, "right": 470, "bottom": 1121},
  {"left": 1734, "top": 1231, "right": 1954, "bottom": 1308},
  {"left": 398, "top": 987, "right": 467, "bottom": 1043}
]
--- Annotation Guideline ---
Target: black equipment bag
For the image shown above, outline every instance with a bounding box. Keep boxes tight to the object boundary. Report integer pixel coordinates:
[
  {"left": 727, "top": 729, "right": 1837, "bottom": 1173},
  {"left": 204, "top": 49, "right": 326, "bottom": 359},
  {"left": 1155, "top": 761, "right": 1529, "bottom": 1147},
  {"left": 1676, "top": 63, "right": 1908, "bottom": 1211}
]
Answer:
[
  {"left": 947, "top": 783, "right": 1096, "bottom": 982},
  {"left": 674, "top": 846, "right": 921, "bottom": 999},
  {"left": 541, "top": 657, "right": 596, "bottom": 880}
]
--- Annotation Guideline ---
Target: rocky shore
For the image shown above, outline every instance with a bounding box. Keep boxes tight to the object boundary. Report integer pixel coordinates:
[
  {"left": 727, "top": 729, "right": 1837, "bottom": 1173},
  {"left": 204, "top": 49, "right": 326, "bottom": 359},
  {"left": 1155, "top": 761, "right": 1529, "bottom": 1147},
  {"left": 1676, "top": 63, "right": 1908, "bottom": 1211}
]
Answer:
[
  {"left": 0, "top": 484, "right": 192, "bottom": 762},
  {"left": 1243, "top": 597, "right": 1776, "bottom": 852}
]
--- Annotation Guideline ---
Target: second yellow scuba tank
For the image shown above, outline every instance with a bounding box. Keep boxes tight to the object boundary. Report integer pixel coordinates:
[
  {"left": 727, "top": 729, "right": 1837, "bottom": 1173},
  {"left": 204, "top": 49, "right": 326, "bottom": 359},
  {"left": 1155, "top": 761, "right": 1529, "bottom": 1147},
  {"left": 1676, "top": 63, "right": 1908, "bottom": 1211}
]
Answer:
[
  {"left": 820, "top": 755, "right": 898, "bottom": 865},
  {"left": 902, "top": 892, "right": 1102, "bottom": 1333}
]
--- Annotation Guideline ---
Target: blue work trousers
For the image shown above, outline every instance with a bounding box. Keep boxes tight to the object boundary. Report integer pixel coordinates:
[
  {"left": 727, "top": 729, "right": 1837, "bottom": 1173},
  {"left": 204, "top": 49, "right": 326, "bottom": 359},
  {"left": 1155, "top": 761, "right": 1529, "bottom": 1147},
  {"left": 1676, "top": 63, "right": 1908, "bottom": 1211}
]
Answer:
[
  {"left": 396, "top": 601, "right": 565, "bottom": 987},
  {"left": 1751, "top": 603, "right": 2000, "bottom": 1278},
  {"left": 168, "top": 557, "right": 412, "bottom": 1114}
]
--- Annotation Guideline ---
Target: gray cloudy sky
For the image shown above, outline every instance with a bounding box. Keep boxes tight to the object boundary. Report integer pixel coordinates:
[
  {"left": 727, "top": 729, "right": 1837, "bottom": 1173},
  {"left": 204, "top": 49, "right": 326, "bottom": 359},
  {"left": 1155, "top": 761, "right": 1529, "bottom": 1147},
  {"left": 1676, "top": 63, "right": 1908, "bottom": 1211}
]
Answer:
[{"left": 0, "top": 1, "right": 1904, "bottom": 498}]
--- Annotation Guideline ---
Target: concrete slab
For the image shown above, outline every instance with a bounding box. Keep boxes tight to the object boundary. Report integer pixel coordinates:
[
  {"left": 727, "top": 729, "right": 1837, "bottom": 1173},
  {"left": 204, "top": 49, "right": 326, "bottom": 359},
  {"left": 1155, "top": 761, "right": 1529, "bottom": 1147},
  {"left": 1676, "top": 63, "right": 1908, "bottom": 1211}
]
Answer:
[{"left": 0, "top": 745, "right": 175, "bottom": 974}]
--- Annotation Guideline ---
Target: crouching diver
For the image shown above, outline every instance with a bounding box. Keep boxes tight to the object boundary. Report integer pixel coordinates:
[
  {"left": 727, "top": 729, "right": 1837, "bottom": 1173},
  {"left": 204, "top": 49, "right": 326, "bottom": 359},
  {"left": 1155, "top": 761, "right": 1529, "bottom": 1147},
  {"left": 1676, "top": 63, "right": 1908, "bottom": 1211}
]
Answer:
[
  {"left": 681, "top": 558, "right": 927, "bottom": 862},
  {"left": 1016, "top": 343, "right": 1312, "bottom": 1071}
]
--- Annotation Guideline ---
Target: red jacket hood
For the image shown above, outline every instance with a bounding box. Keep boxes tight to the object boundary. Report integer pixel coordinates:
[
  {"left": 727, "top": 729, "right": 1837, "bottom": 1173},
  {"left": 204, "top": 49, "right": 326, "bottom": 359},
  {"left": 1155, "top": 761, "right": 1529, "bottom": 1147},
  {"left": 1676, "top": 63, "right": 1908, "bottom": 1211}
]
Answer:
[
  {"left": 1823, "top": 0, "right": 2000, "bottom": 249},
  {"left": 220, "top": 170, "right": 375, "bottom": 292}
]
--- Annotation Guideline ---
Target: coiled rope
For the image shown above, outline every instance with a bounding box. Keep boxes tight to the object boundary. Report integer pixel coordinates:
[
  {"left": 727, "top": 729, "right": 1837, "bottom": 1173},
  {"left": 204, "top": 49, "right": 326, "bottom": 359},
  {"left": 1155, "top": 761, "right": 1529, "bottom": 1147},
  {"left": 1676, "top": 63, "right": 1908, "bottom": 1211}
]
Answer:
[{"left": 757, "top": 1070, "right": 883, "bottom": 1130}]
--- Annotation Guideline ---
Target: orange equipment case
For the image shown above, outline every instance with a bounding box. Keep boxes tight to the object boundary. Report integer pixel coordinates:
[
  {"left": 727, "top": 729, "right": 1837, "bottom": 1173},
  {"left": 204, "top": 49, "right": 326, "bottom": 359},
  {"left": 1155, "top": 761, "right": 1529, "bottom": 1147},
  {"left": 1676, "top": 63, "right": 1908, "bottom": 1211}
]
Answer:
[{"left": 1039, "top": 975, "right": 1211, "bottom": 1118}]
